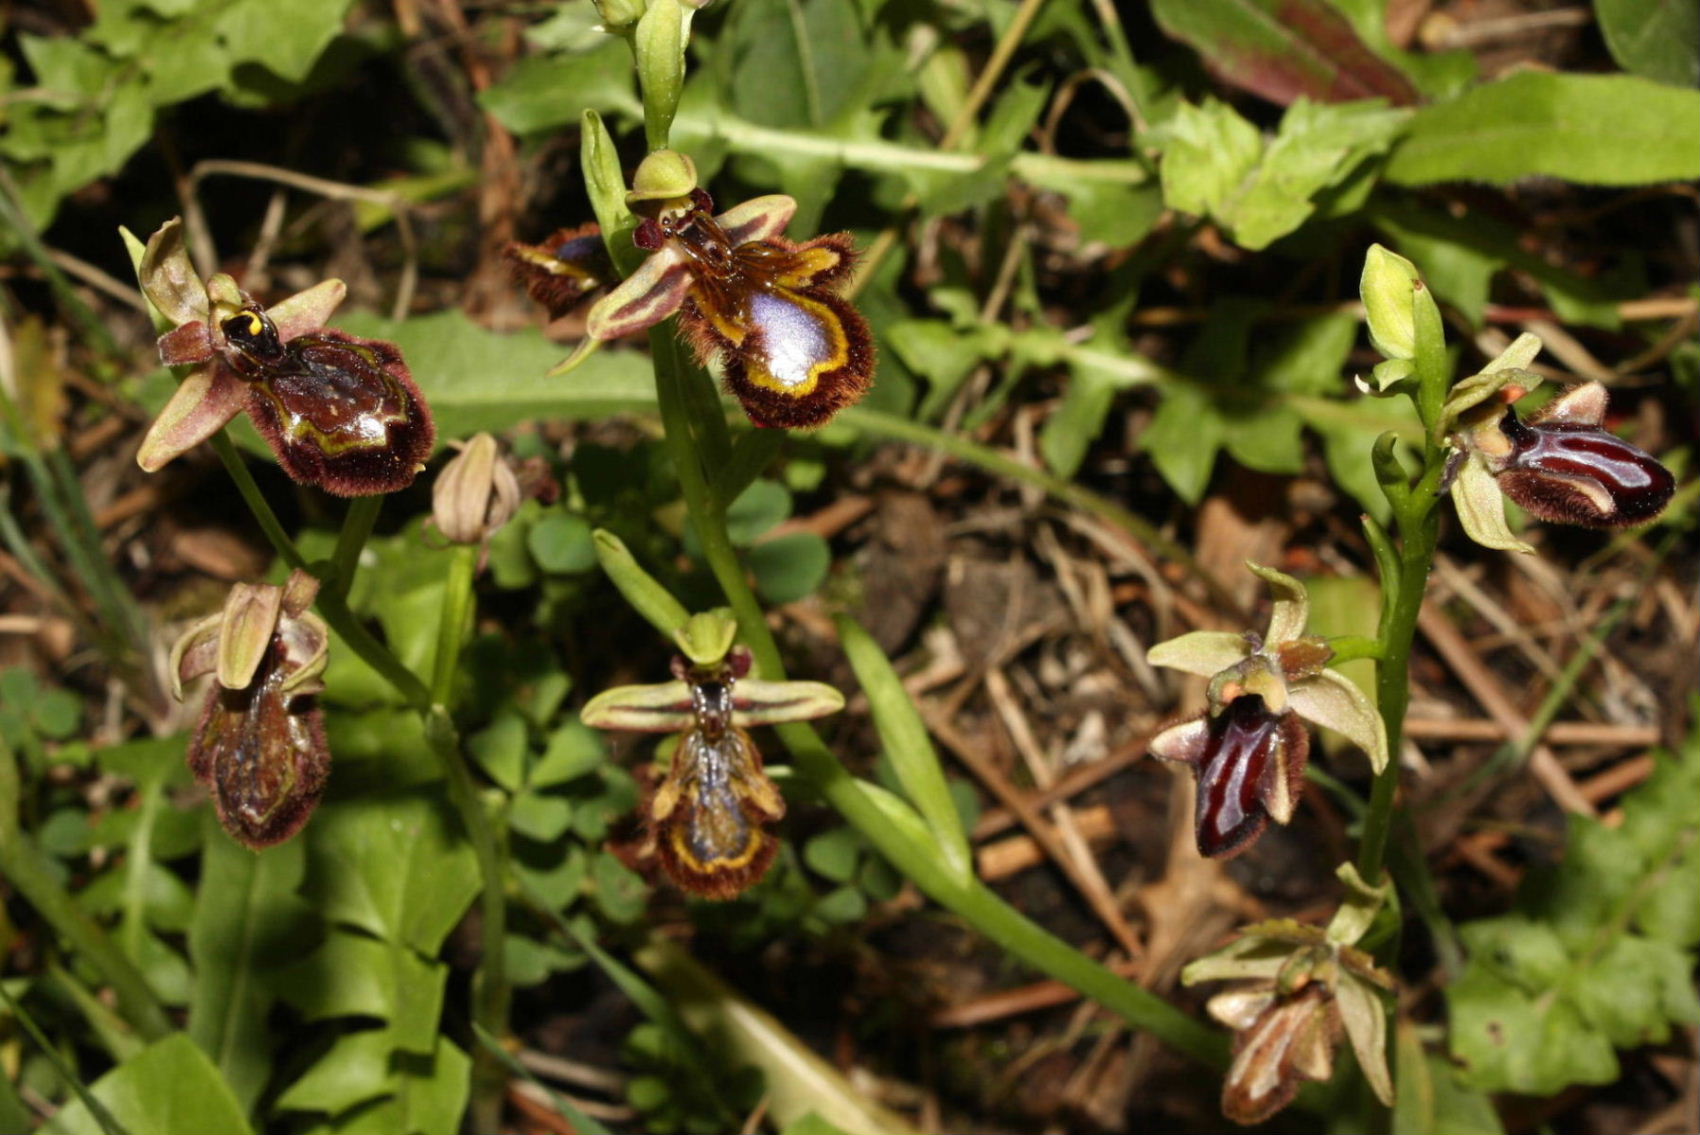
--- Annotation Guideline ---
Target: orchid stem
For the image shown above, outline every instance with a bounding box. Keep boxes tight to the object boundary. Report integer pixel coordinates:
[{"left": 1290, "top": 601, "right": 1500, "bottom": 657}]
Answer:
[
  {"left": 328, "top": 495, "right": 383, "bottom": 602},
  {"left": 1357, "top": 280, "right": 1452, "bottom": 884}
]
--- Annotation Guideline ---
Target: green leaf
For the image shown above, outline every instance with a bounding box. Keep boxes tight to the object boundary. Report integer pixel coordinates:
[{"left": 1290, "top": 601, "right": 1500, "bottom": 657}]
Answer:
[
  {"left": 468, "top": 711, "right": 528, "bottom": 793},
  {"left": 532, "top": 717, "right": 606, "bottom": 787},
  {"left": 802, "top": 827, "right": 861, "bottom": 883},
  {"left": 1449, "top": 722, "right": 1700, "bottom": 1094},
  {"left": 214, "top": 0, "right": 354, "bottom": 84},
  {"left": 527, "top": 510, "right": 597, "bottom": 575},
  {"left": 333, "top": 310, "right": 659, "bottom": 441},
  {"left": 722, "top": 479, "right": 792, "bottom": 545},
  {"left": 188, "top": 826, "right": 313, "bottom": 1109},
  {"left": 274, "top": 928, "right": 448, "bottom": 1055},
  {"left": 302, "top": 791, "right": 482, "bottom": 956},
  {"left": 835, "top": 616, "right": 971, "bottom": 881},
  {"left": 509, "top": 789, "right": 575, "bottom": 842},
  {"left": 1162, "top": 98, "right": 1408, "bottom": 250},
  {"left": 589, "top": 850, "right": 648, "bottom": 924},
  {"left": 1596, "top": 0, "right": 1699, "bottom": 88},
  {"left": 275, "top": 1028, "right": 393, "bottom": 1116},
  {"left": 750, "top": 531, "right": 831, "bottom": 604},
  {"left": 477, "top": 39, "right": 639, "bottom": 134},
  {"left": 1393, "top": 1023, "right": 1504, "bottom": 1135},
  {"left": 1140, "top": 382, "right": 1224, "bottom": 504},
  {"left": 41, "top": 1033, "right": 253, "bottom": 1135},
  {"left": 1385, "top": 72, "right": 1700, "bottom": 187}
]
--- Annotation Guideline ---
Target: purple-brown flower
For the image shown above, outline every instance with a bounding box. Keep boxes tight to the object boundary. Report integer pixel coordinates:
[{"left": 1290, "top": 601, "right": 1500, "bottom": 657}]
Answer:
[
  {"left": 171, "top": 569, "right": 331, "bottom": 848},
  {"left": 1147, "top": 565, "right": 1387, "bottom": 860},
  {"left": 133, "top": 218, "right": 434, "bottom": 497},
  {"left": 581, "top": 612, "right": 843, "bottom": 899},
  {"left": 1453, "top": 381, "right": 1674, "bottom": 536},
  {"left": 509, "top": 151, "right": 874, "bottom": 430}
]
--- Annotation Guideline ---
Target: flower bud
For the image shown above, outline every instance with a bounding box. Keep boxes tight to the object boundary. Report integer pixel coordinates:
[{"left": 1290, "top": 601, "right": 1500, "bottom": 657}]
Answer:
[
  {"left": 594, "top": 0, "right": 646, "bottom": 27},
  {"left": 432, "top": 433, "right": 521, "bottom": 545}
]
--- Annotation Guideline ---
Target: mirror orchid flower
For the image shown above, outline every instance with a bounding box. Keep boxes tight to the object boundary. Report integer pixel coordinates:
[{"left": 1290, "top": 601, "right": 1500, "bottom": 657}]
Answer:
[
  {"left": 508, "top": 150, "right": 874, "bottom": 429},
  {"left": 132, "top": 218, "right": 434, "bottom": 496},
  {"left": 581, "top": 611, "right": 844, "bottom": 898},
  {"left": 1447, "top": 375, "right": 1674, "bottom": 554},
  {"left": 171, "top": 569, "right": 331, "bottom": 848},
  {"left": 1146, "top": 564, "right": 1388, "bottom": 859},
  {"left": 1182, "top": 865, "right": 1397, "bottom": 1123}
]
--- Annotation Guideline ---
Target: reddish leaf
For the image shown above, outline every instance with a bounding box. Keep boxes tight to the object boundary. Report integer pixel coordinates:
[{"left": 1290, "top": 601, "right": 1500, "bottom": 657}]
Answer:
[{"left": 1151, "top": 0, "right": 1418, "bottom": 107}]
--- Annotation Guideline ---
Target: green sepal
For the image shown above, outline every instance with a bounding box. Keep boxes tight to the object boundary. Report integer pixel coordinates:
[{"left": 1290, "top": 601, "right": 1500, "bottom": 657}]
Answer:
[{"left": 592, "top": 528, "right": 690, "bottom": 637}]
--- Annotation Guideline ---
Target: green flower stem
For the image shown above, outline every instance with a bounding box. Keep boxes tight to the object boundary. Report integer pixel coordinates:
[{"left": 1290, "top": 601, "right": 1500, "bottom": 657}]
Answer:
[
  {"left": 1357, "top": 279, "right": 1451, "bottom": 885},
  {"left": 430, "top": 543, "right": 480, "bottom": 704},
  {"left": 211, "top": 435, "right": 310, "bottom": 573},
  {"left": 1326, "top": 636, "right": 1385, "bottom": 664},
  {"left": 427, "top": 542, "right": 508, "bottom": 1133},
  {"left": 427, "top": 705, "right": 509, "bottom": 1134},
  {"left": 651, "top": 330, "right": 1227, "bottom": 1072},
  {"left": 0, "top": 740, "right": 173, "bottom": 1042},
  {"left": 327, "top": 495, "right": 383, "bottom": 603}
]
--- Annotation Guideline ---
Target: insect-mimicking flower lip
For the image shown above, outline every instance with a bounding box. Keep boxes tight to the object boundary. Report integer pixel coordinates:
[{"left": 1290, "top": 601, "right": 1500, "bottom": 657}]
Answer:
[
  {"left": 133, "top": 218, "right": 435, "bottom": 497},
  {"left": 1449, "top": 381, "right": 1675, "bottom": 552},
  {"left": 581, "top": 622, "right": 844, "bottom": 898},
  {"left": 1146, "top": 564, "right": 1387, "bottom": 859},
  {"left": 580, "top": 177, "right": 874, "bottom": 430}
]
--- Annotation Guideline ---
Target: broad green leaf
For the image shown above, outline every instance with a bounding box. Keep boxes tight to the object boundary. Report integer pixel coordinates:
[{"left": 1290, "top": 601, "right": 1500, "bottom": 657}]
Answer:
[
  {"left": 1148, "top": 0, "right": 1418, "bottom": 107},
  {"left": 213, "top": 0, "right": 354, "bottom": 84},
  {"left": 274, "top": 928, "right": 447, "bottom": 1055},
  {"left": 1385, "top": 72, "right": 1700, "bottom": 187},
  {"left": 275, "top": 1028, "right": 393, "bottom": 1116},
  {"left": 509, "top": 789, "right": 575, "bottom": 842},
  {"left": 1162, "top": 98, "right": 1408, "bottom": 249},
  {"left": 722, "top": 0, "right": 871, "bottom": 130},
  {"left": 1159, "top": 98, "right": 1262, "bottom": 223},
  {"left": 188, "top": 825, "right": 312, "bottom": 1109},
  {"left": 476, "top": 39, "right": 638, "bottom": 134},
  {"left": 1141, "top": 382, "right": 1225, "bottom": 504},
  {"left": 468, "top": 711, "right": 528, "bottom": 793},
  {"left": 302, "top": 791, "right": 481, "bottom": 955},
  {"left": 527, "top": 510, "right": 597, "bottom": 574},
  {"left": 1449, "top": 724, "right": 1700, "bottom": 1094},
  {"left": 751, "top": 531, "right": 831, "bottom": 604},
  {"left": 42, "top": 1034, "right": 252, "bottom": 1135},
  {"left": 531, "top": 718, "right": 604, "bottom": 787},
  {"left": 803, "top": 828, "right": 861, "bottom": 883},
  {"left": 333, "top": 311, "right": 659, "bottom": 442},
  {"left": 1595, "top": 0, "right": 1699, "bottom": 88},
  {"left": 294, "top": 1037, "right": 470, "bottom": 1135}
]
